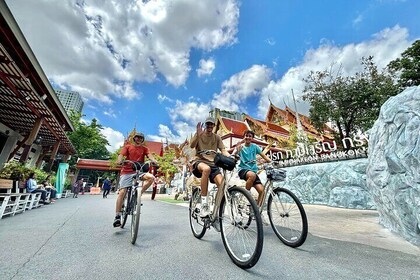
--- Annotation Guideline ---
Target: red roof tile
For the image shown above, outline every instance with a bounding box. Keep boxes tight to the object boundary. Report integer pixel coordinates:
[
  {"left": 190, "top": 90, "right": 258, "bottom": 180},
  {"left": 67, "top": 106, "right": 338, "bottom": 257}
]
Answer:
[
  {"left": 145, "top": 141, "right": 164, "bottom": 156},
  {"left": 220, "top": 117, "right": 248, "bottom": 136},
  {"left": 76, "top": 159, "right": 120, "bottom": 171}
]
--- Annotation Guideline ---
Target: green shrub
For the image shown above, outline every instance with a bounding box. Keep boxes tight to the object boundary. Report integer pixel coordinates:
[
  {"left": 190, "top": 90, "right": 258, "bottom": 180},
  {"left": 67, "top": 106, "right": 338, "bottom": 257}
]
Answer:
[{"left": 0, "top": 161, "right": 49, "bottom": 182}]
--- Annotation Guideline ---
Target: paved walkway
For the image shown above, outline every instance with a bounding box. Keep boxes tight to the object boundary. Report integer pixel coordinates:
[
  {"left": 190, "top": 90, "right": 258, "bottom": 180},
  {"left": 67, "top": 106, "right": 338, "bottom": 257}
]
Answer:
[
  {"left": 153, "top": 193, "right": 420, "bottom": 256},
  {"left": 1, "top": 192, "right": 419, "bottom": 280}
]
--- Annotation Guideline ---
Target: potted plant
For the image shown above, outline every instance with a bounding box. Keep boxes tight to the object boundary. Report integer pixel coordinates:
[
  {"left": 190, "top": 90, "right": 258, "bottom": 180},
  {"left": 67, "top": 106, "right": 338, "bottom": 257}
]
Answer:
[{"left": 0, "top": 161, "right": 49, "bottom": 191}]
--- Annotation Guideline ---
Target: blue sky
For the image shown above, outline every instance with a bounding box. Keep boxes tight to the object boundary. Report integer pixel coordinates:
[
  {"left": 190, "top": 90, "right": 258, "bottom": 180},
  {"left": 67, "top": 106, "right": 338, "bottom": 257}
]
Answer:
[{"left": 6, "top": 0, "right": 420, "bottom": 152}]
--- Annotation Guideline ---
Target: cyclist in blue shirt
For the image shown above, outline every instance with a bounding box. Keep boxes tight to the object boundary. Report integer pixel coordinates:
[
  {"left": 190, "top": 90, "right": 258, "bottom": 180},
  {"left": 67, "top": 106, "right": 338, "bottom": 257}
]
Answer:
[{"left": 232, "top": 130, "right": 271, "bottom": 206}]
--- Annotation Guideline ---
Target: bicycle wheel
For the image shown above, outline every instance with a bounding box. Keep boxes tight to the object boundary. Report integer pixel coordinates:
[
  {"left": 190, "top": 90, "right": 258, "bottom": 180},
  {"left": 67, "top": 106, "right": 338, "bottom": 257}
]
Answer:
[
  {"left": 219, "top": 186, "right": 263, "bottom": 269},
  {"left": 267, "top": 187, "right": 308, "bottom": 247},
  {"left": 131, "top": 190, "right": 141, "bottom": 244},
  {"left": 120, "top": 188, "right": 130, "bottom": 229},
  {"left": 189, "top": 188, "right": 206, "bottom": 239}
]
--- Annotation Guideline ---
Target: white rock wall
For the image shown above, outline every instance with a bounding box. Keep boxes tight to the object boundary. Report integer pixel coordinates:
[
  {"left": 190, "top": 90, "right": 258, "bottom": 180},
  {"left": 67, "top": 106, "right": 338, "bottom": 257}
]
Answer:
[
  {"left": 366, "top": 86, "right": 420, "bottom": 245},
  {"left": 276, "top": 158, "right": 375, "bottom": 209}
]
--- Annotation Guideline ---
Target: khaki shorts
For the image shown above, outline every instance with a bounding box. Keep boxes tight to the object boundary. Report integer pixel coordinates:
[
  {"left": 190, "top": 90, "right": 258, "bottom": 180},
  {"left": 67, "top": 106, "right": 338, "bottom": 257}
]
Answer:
[{"left": 118, "top": 173, "right": 146, "bottom": 189}]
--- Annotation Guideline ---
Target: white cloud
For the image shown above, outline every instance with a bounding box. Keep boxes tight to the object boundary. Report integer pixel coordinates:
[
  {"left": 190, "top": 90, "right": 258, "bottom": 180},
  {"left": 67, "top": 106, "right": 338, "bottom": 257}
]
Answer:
[
  {"left": 211, "top": 65, "right": 272, "bottom": 112},
  {"left": 148, "top": 65, "right": 272, "bottom": 142},
  {"left": 157, "top": 94, "right": 174, "bottom": 103},
  {"left": 353, "top": 14, "right": 363, "bottom": 26},
  {"left": 265, "top": 37, "right": 276, "bottom": 46},
  {"left": 6, "top": 0, "right": 240, "bottom": 103},
  {"left": 197, "top": 58, "right": 216, "bottom": 77},
  {"left": 148, "top": 100, "right": 211, "bottom": 143},
  {"left": 257, "top": 25, "right": 414, "bottom": 117},
  {"left": 136, "top": 26, "right": 416, "bottom": 144},
  {"left": 101, "top": 127, "right": 125, "bottom": 153},
  {"left": 103, "top": 109, "right": 117, "bottom": 118}
]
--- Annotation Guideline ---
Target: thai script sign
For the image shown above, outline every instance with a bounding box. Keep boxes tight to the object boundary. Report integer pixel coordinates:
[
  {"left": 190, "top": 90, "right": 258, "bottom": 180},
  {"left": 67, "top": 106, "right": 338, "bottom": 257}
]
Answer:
[{"left": 268, "top": 135, "right": 369, "bottom": 167}]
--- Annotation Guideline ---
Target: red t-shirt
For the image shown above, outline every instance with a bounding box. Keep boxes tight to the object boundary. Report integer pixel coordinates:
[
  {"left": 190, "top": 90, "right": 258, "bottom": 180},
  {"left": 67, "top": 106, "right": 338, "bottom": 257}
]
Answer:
[{"left": 120, "top": 144, "right": 150, "bottom": 174}]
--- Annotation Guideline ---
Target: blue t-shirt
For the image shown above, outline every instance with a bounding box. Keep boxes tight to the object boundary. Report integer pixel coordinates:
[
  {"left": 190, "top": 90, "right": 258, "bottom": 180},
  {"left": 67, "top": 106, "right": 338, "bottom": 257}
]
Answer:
[
  {"left": 238, "top": 143, "right": 262, "bottom": 172},
  {"left": 26, "top": 178, "right": 38, "bottom": 192}
]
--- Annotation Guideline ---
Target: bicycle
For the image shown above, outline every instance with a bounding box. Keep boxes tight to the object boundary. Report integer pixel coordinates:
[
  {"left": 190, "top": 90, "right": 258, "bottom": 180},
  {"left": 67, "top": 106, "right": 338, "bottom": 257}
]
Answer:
[
  {"left": 253, "top": 161, "right": 308, "bottom": 247},
  {"left": 119, "top": 160, "right": 156, "bottom": 244},
  {"left": 189, "top": 150, "right": 264, "bottom": 269}
]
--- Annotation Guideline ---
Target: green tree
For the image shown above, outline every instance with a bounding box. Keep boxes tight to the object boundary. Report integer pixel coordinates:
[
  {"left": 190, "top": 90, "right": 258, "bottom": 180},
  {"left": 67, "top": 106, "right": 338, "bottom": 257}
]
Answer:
[
  {"left": 67, "top": 111, "right": 110, "bottom": 167},
  {"left": 155, "top": 149, "right": 178, "bottom": 187},
  {"left": 388, "top": 40, "right": 420, "bottom": 87},
  {"left": 303, "top": 56, "right": 399, "bottom": 140}
]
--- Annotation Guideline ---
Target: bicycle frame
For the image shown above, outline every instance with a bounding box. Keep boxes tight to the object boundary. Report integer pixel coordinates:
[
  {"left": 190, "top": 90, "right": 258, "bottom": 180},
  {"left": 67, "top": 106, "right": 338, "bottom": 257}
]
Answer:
[
  {"left": 252, "top": 163, "right": 286, "bottom": 215},
  {"left": 202, "top": 168, "right": 235, "bottom": 226},
  {"left": 189, "top": 151, "right": 264, "bottom": 268},
  {"left": 124, "top": 180, "right": 141, "bottom": 214},
  {"left": 120, "top": 160, "right": 150, "bottom": 217}
]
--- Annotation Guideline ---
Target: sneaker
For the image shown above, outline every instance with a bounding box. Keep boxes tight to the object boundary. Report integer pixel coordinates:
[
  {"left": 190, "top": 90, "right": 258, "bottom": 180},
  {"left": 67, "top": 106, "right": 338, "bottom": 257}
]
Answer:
[
  {"left": 261, "top": 214, "right": 270, "bottom": 226},
  {"left": 213, "top": 220, "right": 221, "bottom": 232},
  {"left": 199, "top": 204, "right": 210, "bottom": 218},
  {"left": 113, "top": 215, "right": 121, "bottom": 227}
]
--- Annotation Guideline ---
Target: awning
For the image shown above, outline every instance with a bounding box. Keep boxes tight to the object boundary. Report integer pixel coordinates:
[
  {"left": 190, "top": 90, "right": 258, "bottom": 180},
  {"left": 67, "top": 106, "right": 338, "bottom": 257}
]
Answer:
[{"left": 0, "top": 2, "right": 75, "bottom": 155}]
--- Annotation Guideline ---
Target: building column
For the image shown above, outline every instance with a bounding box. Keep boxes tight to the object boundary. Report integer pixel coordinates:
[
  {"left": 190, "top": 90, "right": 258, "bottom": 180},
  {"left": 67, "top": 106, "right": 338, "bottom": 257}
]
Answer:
[
  {"left": 62, "top": 152, "right": 71, "bottom": 163},
  {"left": 35, "top": 147, "right": 48, "bottom": 168},
  {"left": 19, "top": 118, "right": 43, "bottom": 163},
  {"left": 45, "top": 142, "right": 60, "bottom": 172}
]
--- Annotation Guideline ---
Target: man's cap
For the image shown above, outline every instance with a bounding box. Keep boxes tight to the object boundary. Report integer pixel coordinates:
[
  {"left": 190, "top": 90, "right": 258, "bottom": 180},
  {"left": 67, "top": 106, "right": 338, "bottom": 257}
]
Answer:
[
  {"left": 205, "top": 116, "right": 216, "bottom": 124},
  {"left": 133, "top": 132, "right": 144, "bottom": 138}
]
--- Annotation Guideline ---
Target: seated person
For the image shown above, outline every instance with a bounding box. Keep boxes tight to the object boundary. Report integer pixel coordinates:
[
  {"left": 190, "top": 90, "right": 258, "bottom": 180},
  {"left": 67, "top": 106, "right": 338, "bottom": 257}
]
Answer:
[
  {"left": 189, "top": 117, "right": 231, "bottom": 217},
  {"left": 42, "top": 175, "right": 56, "bottom": 203},
  {"left": 232, "top": 130, "right": 271, "bottom": 207},
  {"left": 26, "top": 172, "right": 49, "bottom": 204}
]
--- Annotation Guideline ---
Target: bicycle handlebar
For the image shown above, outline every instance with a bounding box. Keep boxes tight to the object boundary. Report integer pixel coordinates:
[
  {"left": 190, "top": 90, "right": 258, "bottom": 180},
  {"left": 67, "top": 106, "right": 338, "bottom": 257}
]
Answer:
[
  {"left": 197, "top": 149, "right": 218, "bottom": 155},
  {"left": 243, "top": 160, "right": 282, "bottom": 170},
  {"left": 198, "top": 150, "right": 238, "bottom": 161},
  {"left": 121, "top": 160, "right": 158, "bottom": 172},
  {"left": 262, "top": 162, "right": 283, "bottom": 170}
]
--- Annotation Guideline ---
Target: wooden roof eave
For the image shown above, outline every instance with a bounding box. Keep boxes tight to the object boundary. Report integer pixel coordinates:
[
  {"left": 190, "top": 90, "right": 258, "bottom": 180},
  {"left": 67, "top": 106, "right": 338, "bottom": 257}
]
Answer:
[{"left": 0, "top": 2, "right": 73, "bottom": 132}]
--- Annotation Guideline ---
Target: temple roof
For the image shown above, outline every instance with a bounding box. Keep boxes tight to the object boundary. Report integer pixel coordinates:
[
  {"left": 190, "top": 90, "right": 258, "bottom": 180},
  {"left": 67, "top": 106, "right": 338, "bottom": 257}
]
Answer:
[
  {"left": 145, "top": 141, "right": 164, "bottom": 156},
  {"left": 75, "top": 159, "right": 120, "bottom": 171},
  {"left": 244, "top": 114, "right": 289, "bottom": 138},
  {"left": 217, "top": 117, "right": 249, "bottom": 136}
]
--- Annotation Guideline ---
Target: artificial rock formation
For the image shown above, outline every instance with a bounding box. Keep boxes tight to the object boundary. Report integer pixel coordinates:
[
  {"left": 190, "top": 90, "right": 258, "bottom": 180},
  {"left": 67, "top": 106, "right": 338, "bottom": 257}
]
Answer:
[
  {"left": 276, "top": 158, "right": 375, "bottom": 209},
  {"left": 366, "top": 86, "right": 420, "bottom": 245}
]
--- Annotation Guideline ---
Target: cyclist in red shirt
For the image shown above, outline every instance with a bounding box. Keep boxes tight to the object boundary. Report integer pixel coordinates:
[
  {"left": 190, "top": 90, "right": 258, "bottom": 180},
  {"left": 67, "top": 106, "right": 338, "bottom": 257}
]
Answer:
[{"left": 113, "top": 132, "right": 157, "bottom": 227}]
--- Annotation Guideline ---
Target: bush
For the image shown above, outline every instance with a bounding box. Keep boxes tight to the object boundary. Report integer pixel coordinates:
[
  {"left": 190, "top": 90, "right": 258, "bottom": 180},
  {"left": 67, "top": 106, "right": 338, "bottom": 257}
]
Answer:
[{"left": 0, "top": 161, "right": 49, "bottom": 182}]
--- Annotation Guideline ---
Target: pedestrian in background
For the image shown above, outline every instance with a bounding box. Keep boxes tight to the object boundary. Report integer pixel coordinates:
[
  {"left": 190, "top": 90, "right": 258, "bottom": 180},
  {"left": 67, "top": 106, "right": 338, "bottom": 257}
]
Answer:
[
  {"left": 73, "top": 178, "right": 83, "bottom": 198},
  {"left": 102, "top": 177, "right": 111, "bottom": 198}
]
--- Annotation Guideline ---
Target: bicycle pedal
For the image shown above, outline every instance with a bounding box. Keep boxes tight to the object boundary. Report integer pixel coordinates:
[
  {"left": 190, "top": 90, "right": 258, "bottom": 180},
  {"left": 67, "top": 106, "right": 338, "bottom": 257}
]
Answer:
[{"left": 203, "top": 219, "right": 211, "bottom": 229}]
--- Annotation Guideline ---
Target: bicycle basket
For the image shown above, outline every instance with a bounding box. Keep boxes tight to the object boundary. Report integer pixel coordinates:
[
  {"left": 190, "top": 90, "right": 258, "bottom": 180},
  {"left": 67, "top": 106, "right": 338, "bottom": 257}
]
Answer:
[
  {"left": 266, "top": 167, "right": 286, "bottom": 181},
  {"left": 214, "top": 153, "right": 236, "bottom": 171}
]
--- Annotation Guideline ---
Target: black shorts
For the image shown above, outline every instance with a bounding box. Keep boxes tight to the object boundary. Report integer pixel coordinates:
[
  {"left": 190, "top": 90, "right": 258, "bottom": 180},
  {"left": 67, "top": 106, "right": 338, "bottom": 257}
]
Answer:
[
  {"left": 192, "top": 162, "right": 221, "bottom": 184},
  {"left": 238, "top": 169, "right": 262, "bottom": 185}
]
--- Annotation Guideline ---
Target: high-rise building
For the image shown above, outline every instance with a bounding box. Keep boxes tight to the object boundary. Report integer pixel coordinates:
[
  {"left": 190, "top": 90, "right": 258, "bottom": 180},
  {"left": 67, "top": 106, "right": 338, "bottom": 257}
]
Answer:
[{"left": 54, "top": 89, "right": 84, "bottom": 115}]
